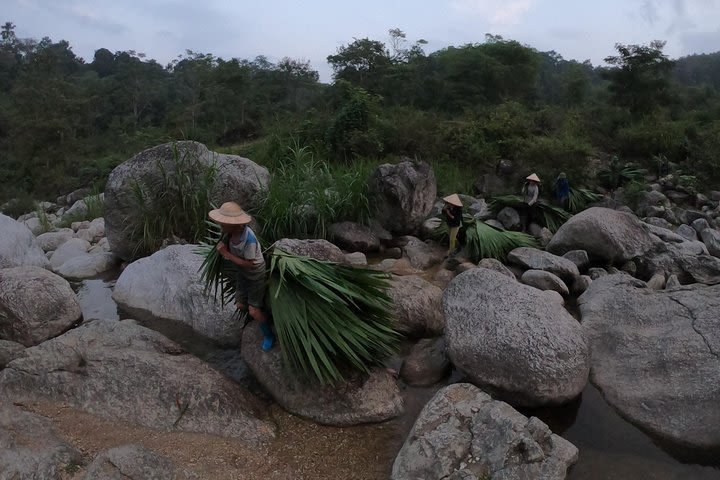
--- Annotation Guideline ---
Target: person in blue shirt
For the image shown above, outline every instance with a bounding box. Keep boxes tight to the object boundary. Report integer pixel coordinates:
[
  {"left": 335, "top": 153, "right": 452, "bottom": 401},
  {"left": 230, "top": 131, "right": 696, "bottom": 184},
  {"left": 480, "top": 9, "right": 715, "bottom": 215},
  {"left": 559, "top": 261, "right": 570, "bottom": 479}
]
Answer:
[
  {"left": 210, "top": 201, "right": 275, "bottom": 351},
  {"left": 554, "top": 172, "right": 570, "bottom": 210}
]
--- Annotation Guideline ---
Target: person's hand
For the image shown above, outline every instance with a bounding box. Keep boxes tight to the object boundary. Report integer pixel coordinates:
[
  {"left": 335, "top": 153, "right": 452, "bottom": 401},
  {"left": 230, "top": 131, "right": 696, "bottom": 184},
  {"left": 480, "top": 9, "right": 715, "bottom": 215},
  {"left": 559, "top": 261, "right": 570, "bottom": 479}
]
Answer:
[{"left": 216, "top": 242, "right": 231, "bottom": 260}]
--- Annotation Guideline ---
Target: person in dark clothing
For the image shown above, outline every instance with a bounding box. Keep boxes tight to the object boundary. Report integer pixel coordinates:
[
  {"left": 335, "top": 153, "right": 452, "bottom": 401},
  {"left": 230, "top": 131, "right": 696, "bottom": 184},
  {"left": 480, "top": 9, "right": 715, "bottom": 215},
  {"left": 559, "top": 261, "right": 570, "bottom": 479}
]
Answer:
[
  {"left": 520, "top": 173, "right": 541, "bottom": 232},
  {"left": 442, "top": 193, "right": 463, "bottom": 256},
  {"left": 554, "top": 172, "right": 570, "bottom": 210}
]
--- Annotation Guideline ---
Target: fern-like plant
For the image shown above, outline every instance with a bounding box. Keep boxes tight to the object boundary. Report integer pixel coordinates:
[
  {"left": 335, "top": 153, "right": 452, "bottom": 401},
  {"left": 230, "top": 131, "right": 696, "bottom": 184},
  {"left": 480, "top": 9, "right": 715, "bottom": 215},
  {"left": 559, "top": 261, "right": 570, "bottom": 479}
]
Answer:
[{"left": 567, "top": 187, "right": 602, "bottom": 213}]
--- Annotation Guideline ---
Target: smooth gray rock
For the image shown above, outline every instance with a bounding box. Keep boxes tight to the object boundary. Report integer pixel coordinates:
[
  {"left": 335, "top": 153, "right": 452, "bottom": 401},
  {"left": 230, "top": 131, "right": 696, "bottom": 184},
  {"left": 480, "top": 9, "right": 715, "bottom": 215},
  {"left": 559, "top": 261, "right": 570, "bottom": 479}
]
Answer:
[
  {"left": 73, "top": 217, "right": 105, "bottom": 244},
  {"left": 0, "top": 319, "right": 275, "bottom": 443},
  {"left": 368, "top": 160, "right": 436, "bottom": 235},
  {"left": 676, "top": 224, "right": 698, "bottom": 242},
  {"left": 421, "top": 217, "right": 443, "bottom": 239},
  {"left": 83, "top": 444, "right": 198, "bottom": 480},
  {"left": 497, "top": 207, "right": 521, "bottom": 231},
  {"left": 588, "top": 267, "right": 607, "bottom": 280},
  {"left": 521, "top": 270, "right": 569, "bottom": 295},
  {"left": 389, "top": 275, "right": 445, "bottom": 337},
  {"left": 468, "top": 198, "right": 493, "bottom": 221},
  {"left": 56, "top": 252, "right": 118, "bottom": 280},
  {"left": 105, "top": 141, "right": 269, "bottom": 261},
  {"left": 401, "top": 236, "right": 445, "bottom": 270},
  {"left": 562, "top": 250, "right": 590, "bottom": 271},
  {"left": 329, "top": 221, "right": 380, "bottom": 253},
  {"left": 444, "top": 268, "right": 589, "bottom": 407},
  {"left": 571, "top": 275, "right": 592, "bottom": 295},
  {"left": 88, "top": 237, "right": 111, "bottom": 254},
  {"left": 547, "top": 207, "right": 655, "bottom": 263},
  {"left": 0, "top": 214, "right": 50, "bottom": 269},
  {"left": 391, "top": 383, "right": 578, "bottom": 480},
  {"left": 637, "top": 243, "right": 720, "bottom": 285},
  {"left": 692, "top": 218, "right": 711, "bottom": 233},
  {"left": 0, "top": 267, "right": 81, "bottom": 347},
  {"left": 644, "top": 216, "right": 674, "bottom": 229},
  {"left": 0, "top": 340, "right": 24, "bottom": 369},
  {"left": 644, "top": 223, "right": 686, "bottom": 243},
  {"left": 400, "top": 337, "right": 450, "bottom": 387},
  {"left": 0, "top": 402, "right": 83, "bottom": 479},
  {"left": 477, "top": 258, "right": 515, "bottom": 279},
  {"left": 50, "top": 237, "right": 91, "bottom": 271},
  {"left": 113, "top": 245, "right": 238, "bottom": 344},
  {"left": 343, "top": 252, "right": 367, "bottom": 266},
  {"left": 241, "top": 321, "right": 403, "bottom": 426},
  {"left": 666, "top": 274, "right": 681, "bottom": 289},
  {"left": 646, "top": 273, "right": 666, "bottom": 290},
  {"left": 579, "top": 275, "right": 720, "bottom": 453},
  {"left": 36, "top": 229, "right": 74, "bottom": 252},
  {"left": 507, "top": 247, "right": 580, "bottom": 283},
  {"left": 700, "top": 228, "right": 720, "bottom": 257},
  {"left": 64, "top": 198, "right": 89, "bottom": 218},
  {"left": 274, "top": 238, "right": 345, "bottom": 263}
]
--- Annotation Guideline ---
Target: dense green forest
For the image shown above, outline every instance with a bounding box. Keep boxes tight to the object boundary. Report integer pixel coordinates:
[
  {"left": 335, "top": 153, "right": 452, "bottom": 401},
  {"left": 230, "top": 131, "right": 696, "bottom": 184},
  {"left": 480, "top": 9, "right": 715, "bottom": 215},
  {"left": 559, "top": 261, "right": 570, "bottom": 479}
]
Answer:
[{"left": 1, "top": 22, "right": 720, "bottom": 209}]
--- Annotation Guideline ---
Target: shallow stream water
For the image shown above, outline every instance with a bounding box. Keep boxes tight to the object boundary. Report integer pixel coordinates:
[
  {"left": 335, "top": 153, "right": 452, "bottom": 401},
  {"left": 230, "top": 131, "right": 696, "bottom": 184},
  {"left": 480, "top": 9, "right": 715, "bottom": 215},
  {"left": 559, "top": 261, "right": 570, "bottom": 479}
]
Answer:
[{"left": 71, "top": 276, "right": 720, "bottom": 479}]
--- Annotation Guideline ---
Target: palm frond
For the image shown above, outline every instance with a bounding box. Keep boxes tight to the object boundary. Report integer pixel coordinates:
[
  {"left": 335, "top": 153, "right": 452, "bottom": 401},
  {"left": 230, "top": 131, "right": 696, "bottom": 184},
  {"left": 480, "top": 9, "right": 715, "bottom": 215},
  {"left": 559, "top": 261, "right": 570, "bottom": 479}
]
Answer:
[
  {"left": 464, "top": 220, "right": 538, "bottom": 262},
  {"left": 268, "top": 248, "right": 400, "bottom": 385},
  {"left": 568, "top": 187, "right": 602, "bottom": 213}
]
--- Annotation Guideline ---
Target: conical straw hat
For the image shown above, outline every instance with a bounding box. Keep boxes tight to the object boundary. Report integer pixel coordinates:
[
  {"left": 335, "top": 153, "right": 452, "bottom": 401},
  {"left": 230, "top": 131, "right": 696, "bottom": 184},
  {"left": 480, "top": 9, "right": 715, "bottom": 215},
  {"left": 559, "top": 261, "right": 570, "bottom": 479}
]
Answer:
[
  {"left": 526, "top": 173, "right": 541, "bottom": 183},
  {"left": 443, "top": 193, "right": 463, "bottom": 207},
  {"left": 208, "top": 202, "right": 252, "bottom": 225}
]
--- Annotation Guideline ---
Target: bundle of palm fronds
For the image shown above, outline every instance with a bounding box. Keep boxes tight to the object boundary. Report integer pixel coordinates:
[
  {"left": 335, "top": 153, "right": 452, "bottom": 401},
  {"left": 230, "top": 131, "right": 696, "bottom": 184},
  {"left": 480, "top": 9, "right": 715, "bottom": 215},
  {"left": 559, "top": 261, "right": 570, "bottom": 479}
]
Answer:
[
  {"left": 196, "top": 226, "right": 400, "bottom": 385},
  {"left": 267, "top": 248, "right": 399, "bottom": 384},
  {"left": 568, "top": 187, "right": 602, "bottom": 213},
  {"left": 488, "top": 194, "right": 571, "bottom": 232},
  {"left": 434, "top": 215, "right": 538, "bottom": 262}
]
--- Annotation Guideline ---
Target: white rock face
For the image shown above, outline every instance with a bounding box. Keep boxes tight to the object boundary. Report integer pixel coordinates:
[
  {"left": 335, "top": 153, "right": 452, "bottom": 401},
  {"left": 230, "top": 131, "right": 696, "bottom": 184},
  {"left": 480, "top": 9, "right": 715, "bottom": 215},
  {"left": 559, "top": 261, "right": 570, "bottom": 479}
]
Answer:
[{"left": 0, "top": 214, "right": 50, "bottom": 269}]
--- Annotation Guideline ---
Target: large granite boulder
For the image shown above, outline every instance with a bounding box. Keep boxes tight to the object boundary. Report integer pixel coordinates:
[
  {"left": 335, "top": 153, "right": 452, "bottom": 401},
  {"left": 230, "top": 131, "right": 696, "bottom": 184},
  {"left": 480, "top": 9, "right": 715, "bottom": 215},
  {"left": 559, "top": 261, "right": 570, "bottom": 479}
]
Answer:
[
  {"left": 329, "top": 221, "right": 380, "bottom": 253},
  {"left": 113, "top": 245, "right": 239, "bottom": 345},
  {"left": 444, "top": 268, "right": 589, "bottom": 407},
  {"left": 0, "top": 319, "right": 275, "bottom": 443},
  {"left": 49, "top": 237, "right": 91, "bottom": 271},
  {"left": 83, "top": 444, "right": 198, "bottom": 480},
  {"left": 105, "top": 141, "right": 269, "bottom": 261},
  {"left": 0, "top": 340, "right": 24, "bottom": 368},
  {"left": 241, "top": 321, "right": 403, "bottom": 426},
  {"left": 580, "top": 275, "right": 720, "bottom": 455},
  {"left": 0, "top": 214, "right": 50, "bottom": 269},
  {"left": 0, "top": 267, "right": 82, "bottom": 346},
  {"left": 520, "top": 270, "right": 569, "bottom": 295},
  {"left": 507, "top": 247, "right": 579, "bottom": 283},
  {"left": 391, "top": 383, "right": 578, "bottom": 480},
  {"left": 700, "top": 228, "right": 720, "bottom": 257},
  {"left": 368, "top": 160, "right": 436, "bottom": 235},
  {"left": 274, "top": 238, "right": 345, "bottom": 263},
  {"left": 56, "top": 252, "right": 118, "bottom": 280},
  {"left": 389, "top": 275, "right": 445, "bottom": 337},
  {"left": 547, "top": 207, "right": 655, "bottom": 263},
  {"left": 0, "top": 402, "right": 83, "bottom": 479},
  {"left": 36, "top": 228, "right": 74, "bottom": 252}
]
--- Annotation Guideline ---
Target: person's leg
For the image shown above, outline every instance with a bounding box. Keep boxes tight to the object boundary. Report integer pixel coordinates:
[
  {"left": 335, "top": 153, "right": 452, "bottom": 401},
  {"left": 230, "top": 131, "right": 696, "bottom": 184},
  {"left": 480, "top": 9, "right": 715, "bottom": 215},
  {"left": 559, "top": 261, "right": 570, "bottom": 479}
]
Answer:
[
  {"left": 448, "top": 226, "right": 459, "bottom": 255},
  {"left": 247, "top": 276, "right": 274, "bottom": 351}
]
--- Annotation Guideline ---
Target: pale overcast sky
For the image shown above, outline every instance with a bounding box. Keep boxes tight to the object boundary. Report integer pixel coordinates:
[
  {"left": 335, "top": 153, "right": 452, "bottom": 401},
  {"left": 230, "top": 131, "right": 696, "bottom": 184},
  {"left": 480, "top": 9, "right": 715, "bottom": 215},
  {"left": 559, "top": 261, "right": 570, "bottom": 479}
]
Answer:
[{"left": 5, "top": 0, "right": 720, "bottom": 82}]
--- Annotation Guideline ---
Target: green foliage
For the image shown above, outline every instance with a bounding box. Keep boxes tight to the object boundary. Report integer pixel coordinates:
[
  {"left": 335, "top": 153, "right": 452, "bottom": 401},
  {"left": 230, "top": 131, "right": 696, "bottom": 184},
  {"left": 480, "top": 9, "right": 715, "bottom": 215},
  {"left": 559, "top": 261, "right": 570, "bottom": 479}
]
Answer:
[
  {"left": 434, "top": 215, "right": 537, "bottom": 261},
  {"left": 34, "top": 203, "right": 53, "bottom": 233},
  {"left": 568, "top": 187, "right": 602, "bottom": 213},
  {"left": 430, "top": 159, "right": 478, "bottom": 197},
  {"left": 127, "top": 143, "right": 217, "bottom": 259},
  {"left": 596, "top": 158, "right": 646, "bottom": 191},
  {"left": 252, "top": 141, "right": 373, "bottom": 243},
  {"left": 622, "top": 180, "right": 648, "bottom": 210},
  {"left": 268, "top": 248, "right": 400, "bottom": 384}
]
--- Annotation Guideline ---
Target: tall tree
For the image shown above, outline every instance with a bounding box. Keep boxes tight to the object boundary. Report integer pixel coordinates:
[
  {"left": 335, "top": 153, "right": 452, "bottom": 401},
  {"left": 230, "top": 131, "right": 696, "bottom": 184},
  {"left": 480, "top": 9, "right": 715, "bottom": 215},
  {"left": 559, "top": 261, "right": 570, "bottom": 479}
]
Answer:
[{"left": 603, "top": 40, "right": 675, "bottom": 115}]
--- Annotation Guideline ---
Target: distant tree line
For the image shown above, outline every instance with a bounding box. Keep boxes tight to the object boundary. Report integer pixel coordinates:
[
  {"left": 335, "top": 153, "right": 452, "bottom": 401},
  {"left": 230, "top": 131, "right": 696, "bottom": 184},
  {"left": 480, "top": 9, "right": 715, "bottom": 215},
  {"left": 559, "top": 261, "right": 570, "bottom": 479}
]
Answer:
[{"left": 1, "top": 22, "right": 719, "bottom": 205}]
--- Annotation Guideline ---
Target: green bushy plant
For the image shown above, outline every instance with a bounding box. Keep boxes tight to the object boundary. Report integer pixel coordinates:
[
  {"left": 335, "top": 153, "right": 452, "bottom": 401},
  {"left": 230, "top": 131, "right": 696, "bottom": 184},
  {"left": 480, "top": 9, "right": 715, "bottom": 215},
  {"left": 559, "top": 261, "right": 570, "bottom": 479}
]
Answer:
[
  {"left": 127, "top": 143, "right": 217, "bottom": 258},
  {"left": 252, "top": 141, "right": 374, "bottom": 243}
]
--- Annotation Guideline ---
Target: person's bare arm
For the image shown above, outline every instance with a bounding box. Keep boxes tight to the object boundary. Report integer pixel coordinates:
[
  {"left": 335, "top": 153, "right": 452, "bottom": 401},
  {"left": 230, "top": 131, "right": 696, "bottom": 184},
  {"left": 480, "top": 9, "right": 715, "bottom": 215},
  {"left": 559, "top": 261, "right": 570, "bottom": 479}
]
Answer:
[{"left": 217, "top": 242, "right": 254, "bottom": 269}]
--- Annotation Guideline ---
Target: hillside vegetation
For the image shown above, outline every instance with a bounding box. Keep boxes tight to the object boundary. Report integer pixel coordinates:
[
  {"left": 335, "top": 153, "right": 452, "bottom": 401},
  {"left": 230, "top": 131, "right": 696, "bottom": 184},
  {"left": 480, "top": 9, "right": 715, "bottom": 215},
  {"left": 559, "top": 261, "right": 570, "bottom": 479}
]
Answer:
[{"left": 1, "top": 23, "right": 719, "bottom": 211}]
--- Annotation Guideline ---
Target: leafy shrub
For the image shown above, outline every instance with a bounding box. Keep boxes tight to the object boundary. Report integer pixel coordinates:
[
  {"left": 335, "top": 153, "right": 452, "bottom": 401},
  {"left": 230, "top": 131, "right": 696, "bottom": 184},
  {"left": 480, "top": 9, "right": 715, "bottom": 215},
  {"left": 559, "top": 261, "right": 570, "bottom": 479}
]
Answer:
[
  {"left": 127, "top": 143, "right": 217, "bottom": 258},
  {"left": 252, "top": 143, "right": 373, "bottom": 243}
]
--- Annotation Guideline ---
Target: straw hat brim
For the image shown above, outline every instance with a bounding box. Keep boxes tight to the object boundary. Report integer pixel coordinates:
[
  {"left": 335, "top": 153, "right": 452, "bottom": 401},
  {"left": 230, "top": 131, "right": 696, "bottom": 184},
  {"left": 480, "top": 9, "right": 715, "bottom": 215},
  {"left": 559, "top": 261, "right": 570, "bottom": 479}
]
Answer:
[
  {"left": 443, "top": 194, "right": 463, "bottom": 207},
  {"left": 208, "top": 209, "right": 252, "bottom": 225},
  {"left": 526, "top": 173, "right": 541, "bottom": 183}
]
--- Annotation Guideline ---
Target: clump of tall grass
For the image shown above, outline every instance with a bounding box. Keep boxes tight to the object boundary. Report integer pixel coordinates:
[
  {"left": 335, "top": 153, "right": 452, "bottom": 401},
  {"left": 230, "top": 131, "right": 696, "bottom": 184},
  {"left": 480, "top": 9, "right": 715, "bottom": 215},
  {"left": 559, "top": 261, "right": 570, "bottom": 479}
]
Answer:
[
  {"left": 252, "top": 139, "right": 373, "bottom": 243},
  {"left": 128, "top": 143, "right": 217, "bottom": 258},
  {"left": 34, "top": 203, "right": 53, "bottom": 233}
]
